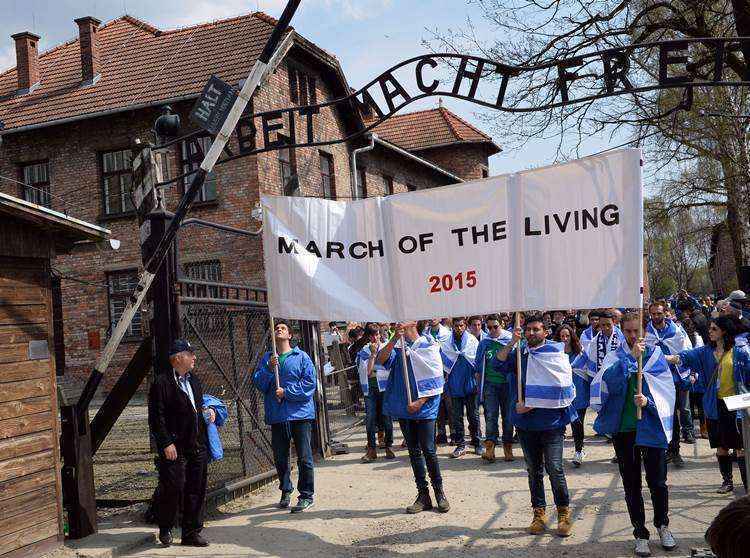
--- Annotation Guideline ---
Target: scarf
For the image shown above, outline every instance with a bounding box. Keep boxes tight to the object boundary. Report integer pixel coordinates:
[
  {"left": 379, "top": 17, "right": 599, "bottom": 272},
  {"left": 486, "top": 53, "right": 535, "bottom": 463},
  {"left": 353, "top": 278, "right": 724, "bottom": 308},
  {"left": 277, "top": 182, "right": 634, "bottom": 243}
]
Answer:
[
  {"left": 524, "top": 341, "right": 576, "bottom": 409},
  {"left": 645, "top": 319, "right": 693, "bottom": 379},
  {"left": 357, "top": 343, "right": 390, "bottom": 395}
]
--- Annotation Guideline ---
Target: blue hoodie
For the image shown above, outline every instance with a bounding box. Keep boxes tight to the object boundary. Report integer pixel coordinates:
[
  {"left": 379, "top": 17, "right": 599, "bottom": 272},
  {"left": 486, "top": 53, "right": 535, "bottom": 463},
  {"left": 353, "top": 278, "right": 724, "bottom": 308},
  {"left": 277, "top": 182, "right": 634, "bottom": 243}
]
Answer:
[
  {"left": 679, "top": 344, "right": 750, "bottom": 421},
  {"left": 593, "top": 347, "right": 672, "bottom": 449},
  {"left": 501, "top": 342, "right": 577, "bottom": 431},
  {"left": 383, "top": 337, "right": 441, "bottom": 420},
  {"left": 253, "top": 347, "right": 317, "bottom": 425}
]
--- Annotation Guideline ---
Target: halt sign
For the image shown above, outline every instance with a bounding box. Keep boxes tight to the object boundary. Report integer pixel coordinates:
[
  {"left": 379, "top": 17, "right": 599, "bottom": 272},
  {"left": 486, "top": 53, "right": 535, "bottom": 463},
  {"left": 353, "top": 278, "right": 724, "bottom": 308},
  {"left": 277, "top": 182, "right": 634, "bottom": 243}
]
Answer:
[{"left": 190, "top": 75, "right": 238, "bottom": 135}]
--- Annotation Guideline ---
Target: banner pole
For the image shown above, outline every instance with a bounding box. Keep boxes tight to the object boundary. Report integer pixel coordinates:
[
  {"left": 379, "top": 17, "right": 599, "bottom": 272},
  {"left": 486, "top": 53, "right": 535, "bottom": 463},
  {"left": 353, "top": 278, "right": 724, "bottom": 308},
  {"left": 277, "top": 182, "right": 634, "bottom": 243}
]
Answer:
[
  {"left": 400, "top": 332, "right": 414, "bottom": 406},
  {"left": 636, "top": 306, "right": 644, "bottom": 420},
  {"left": 515, "top": 312, "right": 523, "bottom": 405},
  {"left": 269, "top": 316, "right": 281, "bottom": 391}
]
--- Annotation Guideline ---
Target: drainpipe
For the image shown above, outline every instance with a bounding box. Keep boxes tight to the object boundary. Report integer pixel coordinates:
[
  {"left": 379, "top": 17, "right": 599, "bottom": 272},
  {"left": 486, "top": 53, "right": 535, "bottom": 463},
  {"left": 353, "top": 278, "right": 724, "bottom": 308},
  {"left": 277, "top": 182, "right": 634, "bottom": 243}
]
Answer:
[{"left": 350, "top": 132, "right": 377, "bottom": 199}]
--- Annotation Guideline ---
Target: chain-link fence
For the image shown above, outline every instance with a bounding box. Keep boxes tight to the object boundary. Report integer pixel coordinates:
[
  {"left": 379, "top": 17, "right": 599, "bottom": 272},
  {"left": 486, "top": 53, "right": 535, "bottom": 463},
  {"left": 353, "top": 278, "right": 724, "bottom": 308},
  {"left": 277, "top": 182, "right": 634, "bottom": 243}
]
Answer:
[{"left": 322, "top": 342, "right": 364, "bottom": 438}]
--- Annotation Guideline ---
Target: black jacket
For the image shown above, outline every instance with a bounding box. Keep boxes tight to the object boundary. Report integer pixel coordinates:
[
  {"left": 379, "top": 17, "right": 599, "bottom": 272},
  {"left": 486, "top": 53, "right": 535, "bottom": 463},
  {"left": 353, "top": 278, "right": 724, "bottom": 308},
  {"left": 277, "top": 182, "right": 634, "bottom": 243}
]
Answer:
[{"left": 148, "top": 370, "right": 207, "bottom": 454}]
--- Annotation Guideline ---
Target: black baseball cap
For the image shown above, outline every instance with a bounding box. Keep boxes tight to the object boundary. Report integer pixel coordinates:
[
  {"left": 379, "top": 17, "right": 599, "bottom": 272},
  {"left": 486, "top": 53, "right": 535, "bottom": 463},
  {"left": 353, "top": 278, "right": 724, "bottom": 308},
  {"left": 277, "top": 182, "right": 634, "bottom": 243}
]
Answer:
[{"left": 169, "top": 339, "right": 195, "bottom": 357}]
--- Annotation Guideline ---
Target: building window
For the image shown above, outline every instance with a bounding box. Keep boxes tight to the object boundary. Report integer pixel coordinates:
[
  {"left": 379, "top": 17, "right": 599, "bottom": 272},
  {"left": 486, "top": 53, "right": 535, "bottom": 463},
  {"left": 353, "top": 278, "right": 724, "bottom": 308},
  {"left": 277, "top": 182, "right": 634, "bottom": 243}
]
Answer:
[
  {"left": 320, "top": 152, "right": 335, "bottom": 199},
  {"left": 184, "top": 260, "right": 222, "bottom": 298},
  {"left": 288, "top": 65, "right": 317, "bottom": 106},
  {"left": 21, "top": 161, "right": 51, "bottom": 208},
  {"left": 107, "top": 270, "right": 143, "bottom": 338},
  {"left": 383, "top": 175, "right": 394, "bottom": 196},
  {"left": 407, "top": 183, "right": 417, "bottom": 192},
  {"left": 181, "top": 136, "right": 218, "bottom": 202},
  {"left": 279, "top": 148, "right": 299, "bottom": 195},
  {"left": 101, "top": 149, "right": 134, "bottom": 215},
  {"left": 355, "top": 168, "right": 367, "bottom": 199}
]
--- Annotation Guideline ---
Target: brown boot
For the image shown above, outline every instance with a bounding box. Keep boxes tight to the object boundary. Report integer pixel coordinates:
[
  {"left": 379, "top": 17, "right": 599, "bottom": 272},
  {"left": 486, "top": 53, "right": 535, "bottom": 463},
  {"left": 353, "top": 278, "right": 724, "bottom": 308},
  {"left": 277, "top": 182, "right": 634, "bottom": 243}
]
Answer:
[
  {"left": 528, "top": 507, "right": 547, "bottom": 535},
  {"left": 377, "top": 430, "right": 385, "bottom": 448},
  {"left": 384, "top": 446, "right": 396, "bottom": 459},
  {"left": 482, "top": 440, "right": 496, "bottom": 463},
  {"left": 556, "top": 506, "right": 572, "bottom": 537},
  {"left": 503, "top": 442, "right": 515, "bottom": 462},
  {"left": 361, "top": 447, "right": 377, "bottom": 463}
]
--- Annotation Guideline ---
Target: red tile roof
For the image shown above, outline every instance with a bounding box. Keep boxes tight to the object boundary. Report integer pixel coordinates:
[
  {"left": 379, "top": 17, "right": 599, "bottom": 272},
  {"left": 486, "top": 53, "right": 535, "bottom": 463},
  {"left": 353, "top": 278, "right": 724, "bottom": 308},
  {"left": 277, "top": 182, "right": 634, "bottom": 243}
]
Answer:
[
  {"left": 371, "top": 107, "right": 500, "bottom": 154},
  {"left": 0, "top": 13, "right": 281, "bottom": 132}
]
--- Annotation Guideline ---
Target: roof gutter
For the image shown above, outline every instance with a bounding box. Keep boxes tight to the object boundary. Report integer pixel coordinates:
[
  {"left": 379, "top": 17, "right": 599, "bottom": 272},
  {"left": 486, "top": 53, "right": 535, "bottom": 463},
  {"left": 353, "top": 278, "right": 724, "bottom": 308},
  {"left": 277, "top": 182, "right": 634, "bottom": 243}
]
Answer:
[{"left": 374, "top": 137, "right": 463, "bottom": 183}]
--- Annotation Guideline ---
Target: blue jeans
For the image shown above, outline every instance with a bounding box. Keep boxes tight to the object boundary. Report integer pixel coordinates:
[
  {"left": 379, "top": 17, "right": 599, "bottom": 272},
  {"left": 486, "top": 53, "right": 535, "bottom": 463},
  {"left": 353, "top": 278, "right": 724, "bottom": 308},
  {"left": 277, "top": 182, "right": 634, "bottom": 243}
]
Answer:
[
  {"left": 399, "top": 419, "right": 442, "bottom": 492},
  {"left": 483, "top": 382, "right": 514, "bottom": 444},
  {"left": 365, "top": 389, "right": 393, "bottom": 448},
  {"left": 451, "top": 395, "right": 481, "bottom": 448},
  {"left": 517, "top": 428, "right": 570, "bottom": 508},
  {"left": 271, "top": 420, "right": 315, "bottom": 499}
]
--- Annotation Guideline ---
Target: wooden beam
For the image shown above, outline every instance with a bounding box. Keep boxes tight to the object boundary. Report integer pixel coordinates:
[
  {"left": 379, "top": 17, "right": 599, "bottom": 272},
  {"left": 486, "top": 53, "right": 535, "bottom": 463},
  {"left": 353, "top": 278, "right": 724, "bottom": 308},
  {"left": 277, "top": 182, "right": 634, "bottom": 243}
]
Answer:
[
  {"left": 0, "top": 484, "right": 55, "bottom": 517},
  {"left": 0, "top": 431, "right": 54, "bottom": 460}
]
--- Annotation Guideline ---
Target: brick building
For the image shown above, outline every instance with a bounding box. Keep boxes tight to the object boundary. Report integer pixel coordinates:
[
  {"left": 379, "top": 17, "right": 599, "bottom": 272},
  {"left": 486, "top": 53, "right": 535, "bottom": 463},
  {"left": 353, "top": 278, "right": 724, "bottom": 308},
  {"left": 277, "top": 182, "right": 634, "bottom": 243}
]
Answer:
[{"left": 0, "top": 12, "right": 499, "bottom": 389}]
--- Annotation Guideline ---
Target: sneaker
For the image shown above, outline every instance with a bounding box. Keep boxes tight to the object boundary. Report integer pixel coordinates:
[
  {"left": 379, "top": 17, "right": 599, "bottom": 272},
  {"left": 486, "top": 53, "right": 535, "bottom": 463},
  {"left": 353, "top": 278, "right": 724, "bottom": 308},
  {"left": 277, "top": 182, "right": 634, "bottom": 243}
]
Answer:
[
  {"left": 672, "top": 454, "right": 685, "bottom": 468},
  {"left": 406, "top": 491, "right": 433, "bottom": 514},
  {"left": 572, "top": 450, "right": 585, "bottom": 468},
  {"left": 634, "top": 538, "right": 651, "bottom": 557},
  {"left": 279, "top": 491, "right": 292, "bottom": 509},
  {"left": 717, "top": 481, "right": 734, "bottom": 494},
  {"left": 657, "top": 526, "right": 677, "bottom": 551},
  {"left": 290, "top": 498, "right": 314, "bottom": 513},
  {"left": 450, "top": 446, "right": 467, "bottom": 458},
  {"left": 474, "top": 444, "right": 484, "bottom": 456}
]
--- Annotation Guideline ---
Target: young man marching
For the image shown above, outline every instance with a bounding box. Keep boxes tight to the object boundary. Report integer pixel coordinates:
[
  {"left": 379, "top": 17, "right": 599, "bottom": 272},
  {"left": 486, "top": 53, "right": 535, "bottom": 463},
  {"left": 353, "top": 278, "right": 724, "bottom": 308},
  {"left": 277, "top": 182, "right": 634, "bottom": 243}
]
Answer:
[
  {"left": 645, "top": 301, "right": 693, "bottom": 468},
  {"left": 253, "top": 321, "right": 317, "bottom": 513},
  {"left": 357, "top": 323, "right": 395, "bottom": 462},
  {"left": 475, "top": 314, "right": 515, "bottom": 462},
  {"left": 592, "top": 312, "right": 677, "bottom": 557},
  {"left": 443, "top": 317, "right": 482, "bottom": 458},
  {"left": 424, "top": 318, "right": 455, "bottom": 445},
  {"left": 496, "top": 313, "right": 577, "bottom": 537},
  {"left": 377, "top": 322, "right": 449, "bottom": 514}
]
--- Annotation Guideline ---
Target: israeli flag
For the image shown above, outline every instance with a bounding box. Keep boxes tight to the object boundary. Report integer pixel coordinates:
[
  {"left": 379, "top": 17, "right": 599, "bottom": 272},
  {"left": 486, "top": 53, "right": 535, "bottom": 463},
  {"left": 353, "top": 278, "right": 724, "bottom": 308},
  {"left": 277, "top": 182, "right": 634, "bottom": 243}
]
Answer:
[
  {"left": 645, "top": 320, "right": 693, "bottom": 378},
  {"left": 524, "top": 342, "right": 576, "bottom": 409},
  {"left": 571, "top": 331, "right": 621, "bottom": 378},
  {"left": 399, "top": 336, "right": 444, "bottom": 398},
  {"left": 591, "top": 346, "right": 676, "bottom": 444},
  {"left": 440, "top": 330, "right": 478, "bottom": 374},
  {"left": 357, "top": 344, "right": 389, "bottom": 396}
]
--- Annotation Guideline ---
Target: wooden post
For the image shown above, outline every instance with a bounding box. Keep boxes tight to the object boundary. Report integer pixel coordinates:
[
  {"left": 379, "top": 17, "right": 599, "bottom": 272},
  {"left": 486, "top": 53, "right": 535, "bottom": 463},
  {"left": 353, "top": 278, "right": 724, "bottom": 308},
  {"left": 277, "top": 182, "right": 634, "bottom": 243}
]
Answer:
[
  {"left": 400, "top": 333, "right": 413, "bottom": 406},
  {"left": 636, "top": 306, "right": 644, "bottom": 420},
  {"left": 269, "top": 316, "right": 281, "bottom": 390},
  {"left": 515, "top": 312, "right": 523, "bottom": 404}
]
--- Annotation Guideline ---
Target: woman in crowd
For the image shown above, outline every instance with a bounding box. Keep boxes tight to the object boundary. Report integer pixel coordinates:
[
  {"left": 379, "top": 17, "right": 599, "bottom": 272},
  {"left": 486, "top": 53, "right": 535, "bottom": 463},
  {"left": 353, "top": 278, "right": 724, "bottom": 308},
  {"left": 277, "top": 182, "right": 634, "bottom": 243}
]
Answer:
[
  {"left": 556, "top": 325, "right": 587, "bottom": 467},
  {"left": 666, "top": 316, "right": 750, "bottom": 493}
]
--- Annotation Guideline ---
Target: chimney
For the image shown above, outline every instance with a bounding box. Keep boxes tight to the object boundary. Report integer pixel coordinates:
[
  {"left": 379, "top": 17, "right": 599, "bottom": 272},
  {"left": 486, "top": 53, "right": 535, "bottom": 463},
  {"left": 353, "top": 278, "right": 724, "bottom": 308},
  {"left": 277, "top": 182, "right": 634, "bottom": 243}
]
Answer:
[
  {"left": 11, "top": 31, "right": 41, "bottom": 92},
  {"left": 75, "top": 16, "right": 101, "bottom": 85}
]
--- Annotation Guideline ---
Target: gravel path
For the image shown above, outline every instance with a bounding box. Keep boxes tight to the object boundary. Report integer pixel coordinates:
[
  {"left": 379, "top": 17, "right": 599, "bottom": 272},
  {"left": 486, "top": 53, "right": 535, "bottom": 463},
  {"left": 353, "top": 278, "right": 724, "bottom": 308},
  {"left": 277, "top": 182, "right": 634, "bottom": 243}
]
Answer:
[{"left": 128, "top": 418, "right": 733, "bottom": 558}]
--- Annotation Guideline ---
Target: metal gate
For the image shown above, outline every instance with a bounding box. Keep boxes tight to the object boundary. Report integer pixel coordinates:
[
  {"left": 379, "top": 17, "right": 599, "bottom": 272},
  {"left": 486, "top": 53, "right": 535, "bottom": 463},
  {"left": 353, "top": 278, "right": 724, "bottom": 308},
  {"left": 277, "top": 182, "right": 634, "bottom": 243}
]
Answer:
[{"left": 176, "top": 278, "right": 276, "bottom": 497}]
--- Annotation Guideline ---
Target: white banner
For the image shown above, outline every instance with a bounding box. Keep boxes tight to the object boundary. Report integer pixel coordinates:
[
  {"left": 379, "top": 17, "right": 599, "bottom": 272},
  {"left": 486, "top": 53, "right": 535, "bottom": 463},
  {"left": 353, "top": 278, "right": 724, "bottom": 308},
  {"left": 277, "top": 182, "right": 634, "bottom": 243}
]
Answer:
[{"left": 261, "top": 149, "right": 643, "bottom": 321}]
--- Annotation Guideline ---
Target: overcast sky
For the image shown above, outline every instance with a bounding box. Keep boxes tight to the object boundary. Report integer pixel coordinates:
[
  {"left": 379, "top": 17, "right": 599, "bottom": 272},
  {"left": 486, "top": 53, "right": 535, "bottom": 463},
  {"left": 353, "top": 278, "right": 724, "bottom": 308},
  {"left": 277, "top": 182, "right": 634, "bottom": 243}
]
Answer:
[{"left": 0, "top": 0, "right": 620, "bottom": 175}]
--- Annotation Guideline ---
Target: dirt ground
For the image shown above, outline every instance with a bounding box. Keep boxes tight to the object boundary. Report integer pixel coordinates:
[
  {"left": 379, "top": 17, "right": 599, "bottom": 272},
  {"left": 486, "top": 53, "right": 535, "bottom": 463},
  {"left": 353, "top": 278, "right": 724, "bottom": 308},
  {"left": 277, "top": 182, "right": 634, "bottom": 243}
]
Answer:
[{"left": 125, "top": 416, "right": 737, "bottom": 558}]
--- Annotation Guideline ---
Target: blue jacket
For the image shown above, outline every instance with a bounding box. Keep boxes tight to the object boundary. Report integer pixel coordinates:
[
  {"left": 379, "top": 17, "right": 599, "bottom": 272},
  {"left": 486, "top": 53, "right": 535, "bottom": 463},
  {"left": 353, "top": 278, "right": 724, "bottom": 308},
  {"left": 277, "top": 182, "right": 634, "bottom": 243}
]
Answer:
[
  {"left": 202, "top": 394, "right": 228, "bottom": 462},
  {"left": 383, "top": 338, "right": 441, "bottom": 420},
  {"left": 253, "top": 347, "right": 317, "bottom": 425},
  {"left": 501, "top": 344, "right": 577, "bottom": 431},
  {"left": 569, "top": 351, "right": 590, "bottom": 410},
  {"left": 593, "top": 348, "right": 670, "bottom": 449},
  {"left": 679, "top": 344, "right": 750, "bottom": 421},
  {"left": 444, "top": 336, "right": 478, "bottom": 398}
]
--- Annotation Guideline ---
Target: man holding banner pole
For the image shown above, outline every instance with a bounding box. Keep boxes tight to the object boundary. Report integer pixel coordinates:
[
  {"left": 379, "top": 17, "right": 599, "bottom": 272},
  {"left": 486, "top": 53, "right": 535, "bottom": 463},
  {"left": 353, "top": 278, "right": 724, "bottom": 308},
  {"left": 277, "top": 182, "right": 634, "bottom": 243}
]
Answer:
[
  {"left": 496, "top": 313, "right": 576, "bottom": 537},
  {"left": 377, "top": 322, "right": 449, "bottom": 514}
]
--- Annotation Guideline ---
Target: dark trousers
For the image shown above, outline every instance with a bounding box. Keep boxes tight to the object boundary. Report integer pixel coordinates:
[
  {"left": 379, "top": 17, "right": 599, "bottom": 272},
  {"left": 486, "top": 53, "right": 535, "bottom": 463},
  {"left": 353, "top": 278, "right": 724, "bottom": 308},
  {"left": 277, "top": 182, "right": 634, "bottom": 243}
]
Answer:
[
  {"left": 613, "top": 431, "right": 669, "bottom": 540},
  {"left": 157, "top": 448, "right": 208, "bottom": 537},
  {"left": 451, "top": 395, "right": 481, "bottom": 448},
  {"left": 483, "top": 382, "right": 514, "bottom": 444},
  {"left": 365, "top": 390, "right": 393, "bottom": 448},
  {"left": 570, "top": 407, "right": 587, "bottom": 452},
  {"left": 272, "top": 420, "right": 315, "bottom": 499},
  {"left": 436, "top": 393, "right": 455, "bottom": 441},
  {"left": 399, "top": 418, "right": 442, "bottom": 492},
  {"left": 669, "top": 388, "right": 692, "bottom": 453},
  {"left": 689, "top": 391, "right": 704, "bottom": 423},
  {"left": 517, "top": 428, "right": 570, "bottom": 508}
]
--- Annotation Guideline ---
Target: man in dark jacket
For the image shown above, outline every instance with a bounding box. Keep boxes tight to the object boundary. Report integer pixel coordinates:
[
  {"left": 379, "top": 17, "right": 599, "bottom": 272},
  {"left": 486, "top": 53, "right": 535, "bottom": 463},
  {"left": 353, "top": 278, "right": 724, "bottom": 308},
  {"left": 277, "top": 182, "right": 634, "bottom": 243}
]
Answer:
[{"left": 148, "top": 339, "right": 214, "bottom": 547}]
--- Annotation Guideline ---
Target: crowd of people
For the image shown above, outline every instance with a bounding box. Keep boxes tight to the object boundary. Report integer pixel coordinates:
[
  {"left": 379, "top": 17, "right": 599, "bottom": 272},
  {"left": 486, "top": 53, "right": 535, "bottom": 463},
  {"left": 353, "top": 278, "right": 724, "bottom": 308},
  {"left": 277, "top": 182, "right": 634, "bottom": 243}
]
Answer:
[{"left": 320, "top": 289, "right": 750, "bottom": 557}]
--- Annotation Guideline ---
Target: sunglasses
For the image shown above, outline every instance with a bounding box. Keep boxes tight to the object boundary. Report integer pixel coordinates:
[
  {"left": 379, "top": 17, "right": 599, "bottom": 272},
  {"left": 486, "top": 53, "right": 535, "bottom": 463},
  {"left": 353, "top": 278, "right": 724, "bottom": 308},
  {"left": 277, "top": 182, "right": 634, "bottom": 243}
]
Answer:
[{"left": 488, "top": 324, "right": 501, "bottom": 330}]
